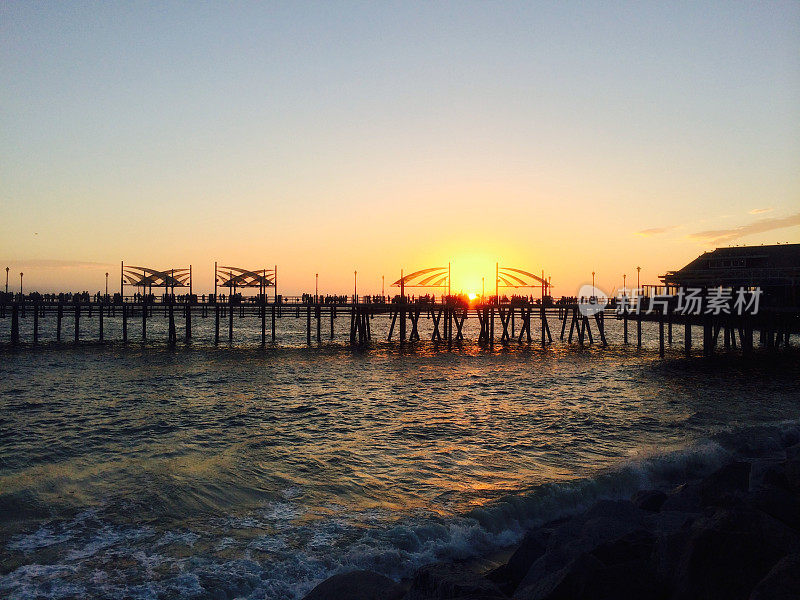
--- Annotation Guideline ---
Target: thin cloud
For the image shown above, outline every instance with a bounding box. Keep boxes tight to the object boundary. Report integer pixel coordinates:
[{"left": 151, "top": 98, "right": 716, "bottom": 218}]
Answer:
[
  {"left": 0, "top": 259, "right": 114, "bottom": 270},
  {"left": 689, "top": 211, "right": 800, "bottom": 245},
  {"left": 749, "top": 207, "right": 773, "bottom": 215},
  {"left": 636, "top": 225, "right": 677, "bottom": 236}
]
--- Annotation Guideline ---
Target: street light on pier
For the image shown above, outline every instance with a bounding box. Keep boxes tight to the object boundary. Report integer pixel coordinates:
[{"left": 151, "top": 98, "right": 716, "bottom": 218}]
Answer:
[
  {"left": 5, "top": 266, "right": 8, "bottom": 294},
  {"left": 105, "top": 272, "right": 109, "bottom": 299},
  {"left": 636, "top": 266, "right": 641, "bottom": 292},
  {"left": 354, "top": 271, "right": 357, "bottom": 301},
  {"left": 19, "top": 272, "right": 23, "bottom": 295},
  {"left": 315, "top": 273, "right": 318, "bottom": 303},
  {"left": 623, "top": 274, "right": 627, "bottom": 296}
]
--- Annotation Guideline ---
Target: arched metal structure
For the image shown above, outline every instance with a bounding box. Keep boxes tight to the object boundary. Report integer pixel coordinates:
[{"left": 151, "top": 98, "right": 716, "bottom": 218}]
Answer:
[
  {"left": 495, "top": 265, "right": 550, "bottom": 299},
  {"left": 121, "top": 263, "right": 192, "bottom": 295},
  {"left": 391, "top": 265, "right": 451, "bottom": 297},
  {"left": 215, "top": 264, "right": 277, "bottom": 300}
]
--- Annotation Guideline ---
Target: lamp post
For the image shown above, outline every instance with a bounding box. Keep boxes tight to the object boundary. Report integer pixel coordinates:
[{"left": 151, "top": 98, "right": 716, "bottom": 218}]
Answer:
[
  {"left": 354, "top": 271, "right": 357, "bottom": 302},
  {"left": 623, "top": 274, "right": 627, "bottom": 296},
  {"left": 5, "top": 266, "right": 8, "bottom": 294},
  {"left": 636, "top": 266, "right": 641, "bottom": 292},
  {"left": 482, "top": 277, "right": 485, "bottom": 301},
  {"left": 592, "top": 271, "right": 595, "bottom": 291},
  {"left": 19, "top": 272, "right": 23, "bottom": 295},
  {"left": 382, "top": 275, "right": 384, "bottom": 299},
  {"left": 105, "top": 272, "right": 109, "bottom": 299},
  {"left": 315, "top": 273, "right": 318, "bottom": 303}
]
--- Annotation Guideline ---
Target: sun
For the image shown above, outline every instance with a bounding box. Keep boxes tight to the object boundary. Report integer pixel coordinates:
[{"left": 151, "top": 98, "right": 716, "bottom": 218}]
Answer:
[{"left": 468, "top": 292, "right": 478, "bottom": 301}]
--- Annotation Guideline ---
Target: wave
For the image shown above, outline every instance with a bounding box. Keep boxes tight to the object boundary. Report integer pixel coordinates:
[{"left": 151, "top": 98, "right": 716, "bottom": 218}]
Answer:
[{"left": 2, "top": 419, "right": 798, "bottom": 600}]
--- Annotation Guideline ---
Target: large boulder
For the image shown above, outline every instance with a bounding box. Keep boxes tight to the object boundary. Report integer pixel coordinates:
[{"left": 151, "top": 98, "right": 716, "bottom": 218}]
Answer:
[
  {"left": 301, "top": 570, "right": 404, "bottom": 600},
  {"left": 404, "top": 562, "right": 506, "bottom": 600},
  {"left": 631, "top": 490, "right": 667, "bottom": 513},
  {"left": 487, "top": 530, "right": 548, "bottom": 595},
  {"left": 696, "top": 461, "right": 752, "bottom": 504},
  {"left": 513, "top": 530, "right": 664, "bottom": 600},
  {"left": 671, "top": 506, "right": 800, "bottom": 600},
  {"left": 749, "top": 553, "right": 800, "bottom": 600},
  {"left": 661, "top": 461, "right": 752, "bottom": 513},
  {"left": 748, "top": 486, "right": 800, "bottom": 532},
  {"left": 514, "top": 501, "right": 647, "bottom": 596}
]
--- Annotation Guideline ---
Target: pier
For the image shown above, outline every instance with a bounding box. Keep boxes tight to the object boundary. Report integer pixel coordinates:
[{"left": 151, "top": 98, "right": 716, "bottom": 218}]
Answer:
[
  {"left": 2, "top": 249, "right": 798, "bottom": 356},
  {"left": 1, "top": 293, "right": 796, "bottom": 357}
]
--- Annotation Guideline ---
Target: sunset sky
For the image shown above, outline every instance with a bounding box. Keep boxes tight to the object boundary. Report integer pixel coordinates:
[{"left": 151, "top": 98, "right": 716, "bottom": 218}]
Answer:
[{"left": 2, "top": 2, "right": 799, "bottom": 296}]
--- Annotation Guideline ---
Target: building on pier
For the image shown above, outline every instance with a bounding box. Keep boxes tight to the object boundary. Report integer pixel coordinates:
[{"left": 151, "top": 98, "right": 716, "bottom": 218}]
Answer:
[{"left": 661, "top": 243, "right": 800, "bottom": 307}]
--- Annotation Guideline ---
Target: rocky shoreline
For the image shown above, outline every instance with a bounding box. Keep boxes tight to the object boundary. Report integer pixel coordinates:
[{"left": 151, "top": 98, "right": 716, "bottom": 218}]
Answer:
[{"left": 302, "top": 428, "right": 800, "bottom": 600}]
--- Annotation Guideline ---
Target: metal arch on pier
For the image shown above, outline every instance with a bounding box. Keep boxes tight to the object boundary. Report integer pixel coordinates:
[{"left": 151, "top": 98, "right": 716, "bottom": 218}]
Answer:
[
  {"left": 496, "top": 265, "right": 551, "bottom": 298},
  {"left": 122, "top": 265, "right": 191, "bottom": 288},
  {"left": 216, "top": 266, "right": 275, "bottom": 288},
  {"left": 497, "top": 267, "right": 545, "bottom": 288},
  {"left": 391, "top": 266, "right": 450, "bottom": 289}
]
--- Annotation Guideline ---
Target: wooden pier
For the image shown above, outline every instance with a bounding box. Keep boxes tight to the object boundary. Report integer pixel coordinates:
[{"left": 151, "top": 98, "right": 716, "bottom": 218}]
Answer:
[{"left": 1, "top": 295, "right": 795, "bottom": 357}]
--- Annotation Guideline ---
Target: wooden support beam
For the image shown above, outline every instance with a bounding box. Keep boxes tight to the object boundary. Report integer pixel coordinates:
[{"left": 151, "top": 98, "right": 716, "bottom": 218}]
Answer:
[
  {"left": 623, "top": 310, "right": 628, "bottom": 344},
  {"left": 684, "top": 320, "right": 691, "bottom": 357},
  {"left": 122, "top": 304, "right": 127, "bottom": 343},
  {"left": 168, "top": 301, "right": 176, "bottom": 345},
  {"left": 185, "top": 301, "right": 192, "bottom": 342},
  {"left": 388, "top": 310, "right": 397, "bottom": 341},
  {"left": 57, "top": 303, "right": 63, "bottom": 341},
  {"left": 10, "top": 303, "right": 19, "bottom": 344},
  {"left": 595, "top": 312, "right": 607, "bottom": 347},
  {"left": 261, "top": 301, "right": 266, "bottom": 346},
  {"left": 228, "top": 298, "right": 234, "bottom": 344},
  {"left": 409, "top": 310, "right": 421, "bottom": 341},
  {"left": 142, "top": 298, "right": 147, "bottom": 342},
  {"left": 454, "top": 309, "right": 466, "bottom": 341},
  {"left": 33, "top": 302, "right": 39, "bottom": 345},
  {"left": 431, "top": 309, "right": 442, "bottom": 342}
]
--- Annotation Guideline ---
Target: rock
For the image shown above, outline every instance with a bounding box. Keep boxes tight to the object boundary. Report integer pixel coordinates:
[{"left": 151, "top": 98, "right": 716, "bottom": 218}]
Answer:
[
  {"left": 660, "top": 483, "right": 703, "bottom": 514},
  {"left": 513, "top": 531, "right": 664, "bottom": 600},
  {"left": 671, "top": 506, "right": 800, "bottom": 600},
  {"left": 631, "top": 490, "right": 667, "bottom": 512},
  {"left": 301, "top": 570, "right": 404, "bottom": 600},
  {"left": 749, "top": 553, "right": 800, "bottom": 600},
  {"left": 662, "top": 461, "right": 752, "bottom": 513},
  {"left": 696, "top": 461, "right": 752, "bottom": 504},
  {"left": 591, "top": 529, "right": 654, "bottom": 562},
  {"left": 515, "top": 501, "right": 647, "bottom": 595},
  {"left": 487, "top": 530, "right": 548, "bottom": 595},
  {"left": 785, "top": 443, "right": 800, "bottom": 461},
  {"left": 643, "top": 510, "right": 696, "bottom": 537},
  {"left": 784, "top": 459, "right": 800, "bottom": 494},
  {"left": 514, "top": 552, "right": 605, "bottom": 600},
  {"left": 752, "top": 460, "right": 790, "bottom": 492},
  {"left": 405, "top": 562, "right": 506, "bottom": 600},
  {"left": 748, "top": 486, "right": 800, "bottom": 531}
]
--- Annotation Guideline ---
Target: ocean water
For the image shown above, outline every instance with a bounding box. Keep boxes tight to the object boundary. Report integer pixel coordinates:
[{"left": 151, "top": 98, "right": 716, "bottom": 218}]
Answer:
[{"left": 1, "top": 314, "right": 799, "bottom": 599}]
